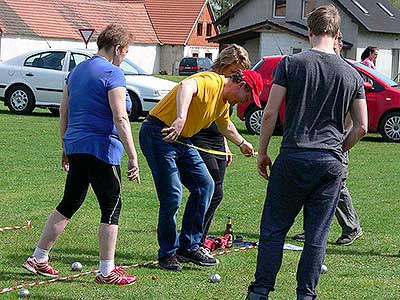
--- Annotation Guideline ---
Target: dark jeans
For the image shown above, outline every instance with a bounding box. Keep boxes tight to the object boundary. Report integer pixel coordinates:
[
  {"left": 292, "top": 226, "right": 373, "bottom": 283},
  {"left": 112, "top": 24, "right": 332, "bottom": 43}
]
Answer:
[
  {"left": 198, "top": 151, "right": 227, "bottom": 242},
  {"left": 139, "top": 119, "right": 214, "bottom": 259},
  {"left": 252, "top": 150, "right": 342, "bottom": 300}
]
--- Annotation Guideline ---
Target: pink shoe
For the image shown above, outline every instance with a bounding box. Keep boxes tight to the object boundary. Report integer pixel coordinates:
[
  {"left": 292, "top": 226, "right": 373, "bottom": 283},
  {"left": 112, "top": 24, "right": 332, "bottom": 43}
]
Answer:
[
  {"left": 94, "top": 266, "right": 136, "bottom": 285},
  {"left": 22, "top": 256, "right": 59, "bottom": 277}
]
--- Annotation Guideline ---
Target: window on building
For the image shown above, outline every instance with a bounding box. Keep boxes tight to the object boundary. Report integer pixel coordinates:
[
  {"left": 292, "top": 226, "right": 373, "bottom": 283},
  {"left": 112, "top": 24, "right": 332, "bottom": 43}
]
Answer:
[
  {"left": 351, "top": 0, "right": 369, "bottom": 14},
  {"left": 206, "top": 23, "right": 212, "bottom": 36},
  {"left": 302, "top": 0, "right": 317, "bottom": 18},
  {"left": 377, "top": 2, "right": 394, "bottom": 17},
  {"left": 274, "top": 0, "right": 286, "bottom": 17},
  {"left": 192, "top": 53, "right": 199, "bottom": 57},
  {"left": 292, "top": 48, "right": 302, "bottom": 54},
  {"left": 197, "top": 23, "right": 203, "bottom": 36},
  {"left": 205, "top": 53, "right": 213, "bottom": 60}
]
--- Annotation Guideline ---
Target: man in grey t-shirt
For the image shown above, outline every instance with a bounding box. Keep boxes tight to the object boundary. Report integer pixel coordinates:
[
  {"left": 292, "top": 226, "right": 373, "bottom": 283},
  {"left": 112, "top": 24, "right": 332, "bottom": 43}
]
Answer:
[{"left": 246, "top": 5, "right": 368, "bottom": 300}]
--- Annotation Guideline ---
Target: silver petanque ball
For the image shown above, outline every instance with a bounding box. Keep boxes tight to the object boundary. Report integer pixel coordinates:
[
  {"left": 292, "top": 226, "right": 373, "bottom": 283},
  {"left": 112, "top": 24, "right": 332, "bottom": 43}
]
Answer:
[
  {"left": 209, "top": 273, "right": 221, "bottom": 283},
  {"left": 71, "top": 261, "right": 83, "bottom": 271},
  {"left": 18, "top": 288, "right": 30, "bottom": 298},
  {"left": 321, "top": 264, "right": 328, "bottom": 274}
]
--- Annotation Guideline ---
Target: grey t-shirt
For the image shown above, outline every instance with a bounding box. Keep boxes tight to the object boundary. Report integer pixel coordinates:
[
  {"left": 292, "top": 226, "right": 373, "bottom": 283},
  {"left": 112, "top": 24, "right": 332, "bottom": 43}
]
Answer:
[{"left": 273, "top": 49, "right": 365, "bottom": 155}]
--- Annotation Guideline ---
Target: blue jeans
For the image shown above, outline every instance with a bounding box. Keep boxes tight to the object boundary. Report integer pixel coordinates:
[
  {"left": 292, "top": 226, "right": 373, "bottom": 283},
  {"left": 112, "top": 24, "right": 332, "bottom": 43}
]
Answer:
[
  {"left": 251, "top": 150, "right": 342, "bottom": 300},
  {"left": 139, "top": 120, "right": 214, "bottom": 259}
]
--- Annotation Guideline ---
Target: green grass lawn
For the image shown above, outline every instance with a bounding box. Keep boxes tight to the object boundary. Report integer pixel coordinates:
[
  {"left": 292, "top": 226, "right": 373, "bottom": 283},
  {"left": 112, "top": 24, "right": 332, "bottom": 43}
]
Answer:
[{"left": 0, "top": 105, "right": 399, "bottom": 300}]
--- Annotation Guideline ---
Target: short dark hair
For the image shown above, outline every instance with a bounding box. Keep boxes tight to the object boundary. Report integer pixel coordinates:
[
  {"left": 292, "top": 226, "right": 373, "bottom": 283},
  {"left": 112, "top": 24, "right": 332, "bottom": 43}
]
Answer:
[
  {"left": 97, "top": 24, "right": 133, "bottom": 51},
  {"left": 229, "top": 72, "right": 251, "bottom": 92},
  {"left": 307, "top": 4, "right": 340, "bottom": 38}
]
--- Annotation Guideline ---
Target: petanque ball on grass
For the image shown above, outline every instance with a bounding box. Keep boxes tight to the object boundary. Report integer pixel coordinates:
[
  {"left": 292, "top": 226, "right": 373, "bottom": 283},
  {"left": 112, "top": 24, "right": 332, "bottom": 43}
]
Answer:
[
  {"left": 209, "top": 273, "right": 221, "bottom": 283},
  {"left": 71, "top": 261, "right": 83, "bottom": 271},
  {"left": 321, "top": 264, "right": 328, "bottom": 274},
  {"left": 18, "top": 288, "right": 30, "bottom": 298},
  {"left": 151, "top": 275, "right": 158, "bottom": 280}
]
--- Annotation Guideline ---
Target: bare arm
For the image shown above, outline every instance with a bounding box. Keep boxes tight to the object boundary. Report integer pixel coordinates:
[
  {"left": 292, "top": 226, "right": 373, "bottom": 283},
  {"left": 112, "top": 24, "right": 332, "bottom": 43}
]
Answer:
[
  {"left": 216, "top": 120, "right": 254, "bottom": 157},
  {"left": 162, "top": 78, "right": 198, "bottom": 142},
  {"left": 60, "top": 84, "right": 69, "bottom": 171},
  {"left": 258, "top": 84, "right": 286, "bottom": 180},
  {"left": 109, "top": 87, "right": 140, "bottom": 183},
  {"left": 342, "top": 98, "right": 368, "bottom": 152}
]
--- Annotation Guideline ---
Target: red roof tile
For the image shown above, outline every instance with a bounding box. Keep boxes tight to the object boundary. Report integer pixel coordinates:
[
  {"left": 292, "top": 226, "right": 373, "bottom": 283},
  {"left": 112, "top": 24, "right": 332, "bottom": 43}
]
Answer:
[
  {"left": 0, "top": 0, "right": 159, "bottom": 44},
  {"left": 144, "top": 0, "right": 208, "bottom": 45}
]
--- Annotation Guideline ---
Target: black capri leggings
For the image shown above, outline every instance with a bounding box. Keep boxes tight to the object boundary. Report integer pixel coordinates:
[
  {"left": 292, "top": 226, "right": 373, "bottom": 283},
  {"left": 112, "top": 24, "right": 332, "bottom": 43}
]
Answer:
[{"left": 56, "top": 154, "right": 122, "bottom": 225}]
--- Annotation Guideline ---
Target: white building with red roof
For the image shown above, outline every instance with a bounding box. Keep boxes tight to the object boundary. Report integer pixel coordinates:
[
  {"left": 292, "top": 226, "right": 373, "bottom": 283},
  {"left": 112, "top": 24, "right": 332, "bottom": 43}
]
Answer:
[
  {"left": 0, "top": 0, "right": 219, "bottom": 74},
  {"left": 145, "top": 0, "right": 219, "bottom": 74}
]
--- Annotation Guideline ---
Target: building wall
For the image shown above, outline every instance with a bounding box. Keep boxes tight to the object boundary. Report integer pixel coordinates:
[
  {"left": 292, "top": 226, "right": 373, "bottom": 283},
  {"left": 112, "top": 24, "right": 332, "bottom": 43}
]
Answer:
[
  {"left": 228, "top": 0, "right": 272, "bottom": 31},
  {"left": 356, "top": 28, "right": 400, "bottom": 78},
  {"left": 242, "top": 37, "right": 260, "bottom": 67},
  {"left": 187, "top": 4, "right": 219, "bottom": 48},
  {"left": 184, "top": 45, "right": 219, "bottom": 60},
  {"left": 0, "top": 35, "right": 160, "bottom": 74},
  {"left": 160, "top": 44, "right": 185, "bottom": 75},
  {"left": 259, "top": 31, "right": 310, "bottom": 57}
]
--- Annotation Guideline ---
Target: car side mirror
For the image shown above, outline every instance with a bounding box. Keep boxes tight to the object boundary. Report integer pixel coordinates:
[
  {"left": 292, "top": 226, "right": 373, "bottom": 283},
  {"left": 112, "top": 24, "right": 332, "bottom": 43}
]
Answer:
[{"left": 363, "top": 82, "right": 373, "bottom": 90}]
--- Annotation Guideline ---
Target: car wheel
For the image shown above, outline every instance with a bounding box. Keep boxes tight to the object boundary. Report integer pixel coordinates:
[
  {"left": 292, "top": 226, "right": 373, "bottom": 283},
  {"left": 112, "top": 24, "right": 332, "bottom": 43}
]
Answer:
[
  {"left": 48, "top": 108, "right": 60, "bottom": 116},
  {"left": 379, "top": 111, "right": 400, "bottom": 142},
  {"left": 128, "top": 92, "right": 142, "bottom": 122},
  {"left": 245, "top": 106, "right": 264, "bottom": 135},
  {"left": 7, "top": 85, "right": 35, "bottom": 114}
]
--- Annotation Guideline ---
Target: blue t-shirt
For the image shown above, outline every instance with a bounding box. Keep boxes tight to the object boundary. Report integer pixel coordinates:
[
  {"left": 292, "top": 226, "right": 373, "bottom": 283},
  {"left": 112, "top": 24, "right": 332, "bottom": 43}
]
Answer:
[{"left": 63, "top": 56, "right": 131, "bottom": 165}]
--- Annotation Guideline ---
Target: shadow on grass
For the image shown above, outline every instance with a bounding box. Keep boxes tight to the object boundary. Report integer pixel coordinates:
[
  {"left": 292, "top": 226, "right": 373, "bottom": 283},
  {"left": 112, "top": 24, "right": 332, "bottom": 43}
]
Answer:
[
  {"left": 326, "top": 247, "right": 399, "bottom": 258},
  {"left": 0, "top": 270, "right": 40, "bottom": 281},
  {"left": 0, "top": 108, "right": 56, "bottom": 118},
  {"left": 361, "top": 136, "right": 385, "bottom": 143},
  {"left": 35, "top": 296, "right": 76, "bottom": 300},
  {"left": 5, "top": 247, "right": 158, "bottom": 269}
]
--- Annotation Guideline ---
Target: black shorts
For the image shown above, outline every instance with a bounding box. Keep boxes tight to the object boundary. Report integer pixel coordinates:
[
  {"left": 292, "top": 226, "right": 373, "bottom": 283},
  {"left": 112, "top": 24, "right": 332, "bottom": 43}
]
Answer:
[{"left": 56, "top": 154, "right": 122, "bottom": 225}]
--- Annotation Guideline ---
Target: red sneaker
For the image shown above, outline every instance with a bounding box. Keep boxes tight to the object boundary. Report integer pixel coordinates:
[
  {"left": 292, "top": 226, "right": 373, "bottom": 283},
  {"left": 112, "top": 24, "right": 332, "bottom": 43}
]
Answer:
[
  {"left": 22, "top": 256, "right": 59, "bottom": 277},
  {"left": 94, "top": 266, "right": 136, "bottom": 285}
]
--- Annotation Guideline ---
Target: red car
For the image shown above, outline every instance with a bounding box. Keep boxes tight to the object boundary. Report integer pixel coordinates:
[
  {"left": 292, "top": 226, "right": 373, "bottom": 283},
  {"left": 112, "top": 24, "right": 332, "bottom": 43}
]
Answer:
[{"left": 237, "top": 55, "right": 400, "bottom": 142}]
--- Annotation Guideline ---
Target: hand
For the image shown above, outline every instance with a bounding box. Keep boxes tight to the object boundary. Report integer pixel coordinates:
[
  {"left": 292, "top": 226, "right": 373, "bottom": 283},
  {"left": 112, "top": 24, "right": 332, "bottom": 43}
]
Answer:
[
  {"left": 239, "top": 140, "right": 254, "bottom": 157},
  {"left": 257, "top": 152, "right": 272, "bottom": 180},
  {"left": 226, "top": 145, "right": 233, "bottom": 166},
  {"left": 127, "top": 158, "right": 140, "bottom": 184},
  {"left": 61, "top": 150, "right": 69, "bottom": 172},
  {"left": 161, "top": 118, "right": 185, "bottom": 142}
]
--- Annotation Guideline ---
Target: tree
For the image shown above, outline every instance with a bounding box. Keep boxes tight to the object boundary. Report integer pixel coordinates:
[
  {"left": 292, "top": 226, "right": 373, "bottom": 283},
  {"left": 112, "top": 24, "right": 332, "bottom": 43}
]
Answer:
[{"left": 209, "top": 0, "right": 239, "bottom": 18}]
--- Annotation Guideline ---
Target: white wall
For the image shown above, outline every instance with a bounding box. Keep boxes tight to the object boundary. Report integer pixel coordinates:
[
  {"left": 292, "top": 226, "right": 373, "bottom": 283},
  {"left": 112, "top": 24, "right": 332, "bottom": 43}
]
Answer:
[
  {"left": 183, "top": 45, "right": 219, "bottom": 60},
  {"left": 0, "top": 35, "right": 160, "bottom": 74},
  {"left": 127, "top": 43, "right": 160, "bottom": 74},
  {"left": 260, "top": 31, "right": 310, "bottom": 57}
]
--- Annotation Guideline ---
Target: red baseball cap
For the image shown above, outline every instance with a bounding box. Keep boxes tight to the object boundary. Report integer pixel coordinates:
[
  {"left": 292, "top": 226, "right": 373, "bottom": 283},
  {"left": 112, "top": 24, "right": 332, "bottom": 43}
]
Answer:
[{"left": 241, "top": 70, "right": 263, "bottom": 108}]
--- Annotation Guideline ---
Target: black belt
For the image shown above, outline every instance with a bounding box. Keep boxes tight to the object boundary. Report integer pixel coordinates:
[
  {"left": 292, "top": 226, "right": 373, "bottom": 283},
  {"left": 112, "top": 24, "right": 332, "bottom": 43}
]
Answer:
[{"left": 146, "top": 115, "right": 167, "bottom": 127}]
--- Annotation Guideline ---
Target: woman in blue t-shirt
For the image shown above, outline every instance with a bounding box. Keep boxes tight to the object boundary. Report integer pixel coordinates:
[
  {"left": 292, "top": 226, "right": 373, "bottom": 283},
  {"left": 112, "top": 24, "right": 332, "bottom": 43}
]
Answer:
[{"left": 23, "top": 24, "right": 139, "bottom": 285}]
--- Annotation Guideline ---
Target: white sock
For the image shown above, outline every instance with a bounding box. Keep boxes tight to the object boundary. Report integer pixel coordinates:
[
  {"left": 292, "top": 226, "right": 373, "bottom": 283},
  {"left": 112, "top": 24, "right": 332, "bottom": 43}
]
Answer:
[
  {"left": 99, "top": 260, "right": 114, "bottom": 277},
  {"left": 33, "top": 247, "right": 49, "bottom": 263}
]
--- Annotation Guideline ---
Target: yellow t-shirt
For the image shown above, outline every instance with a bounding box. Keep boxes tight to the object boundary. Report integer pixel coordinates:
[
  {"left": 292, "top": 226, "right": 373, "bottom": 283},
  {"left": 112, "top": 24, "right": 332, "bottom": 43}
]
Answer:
[{"left": 149, "top": 71, "right": 230, "bottom": 138}]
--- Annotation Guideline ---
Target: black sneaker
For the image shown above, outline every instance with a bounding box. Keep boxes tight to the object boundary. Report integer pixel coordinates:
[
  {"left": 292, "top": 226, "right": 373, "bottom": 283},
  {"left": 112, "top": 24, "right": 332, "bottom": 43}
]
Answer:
[
  {"left": 158, "top": 254, "right": 182, "bottom": 271},
  {"left": 177, "top": 248, "right": 219, "bottom": 266},
  {"left": 245, "top": 291, "right": 270, "bottom": 300},
  {"left": 335, "top": 228, "right": 363, "bottom": 246},
  {"left": 292, "top": 232, "right": 306, "bottom": 242}
]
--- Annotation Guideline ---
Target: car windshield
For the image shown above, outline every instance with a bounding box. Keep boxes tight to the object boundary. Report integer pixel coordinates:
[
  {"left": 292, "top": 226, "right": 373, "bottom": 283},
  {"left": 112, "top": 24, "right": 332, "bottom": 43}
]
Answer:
[
  {"left": 120, "top": 58, "right": 148, "bottom": 75},
  {"left": 355, "top": 62, "right": 398, "bottom": 88}
]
